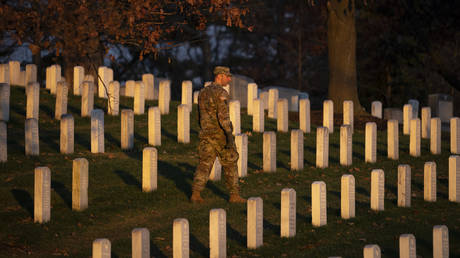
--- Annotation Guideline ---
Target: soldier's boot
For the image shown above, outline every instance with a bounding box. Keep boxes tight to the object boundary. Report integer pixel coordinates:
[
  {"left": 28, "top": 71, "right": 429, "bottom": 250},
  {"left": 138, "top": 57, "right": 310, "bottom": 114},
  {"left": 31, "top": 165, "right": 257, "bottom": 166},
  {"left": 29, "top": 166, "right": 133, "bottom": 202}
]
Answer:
[
  {"left": 229, "top": 193, "right": 246, "bottom": 203},
  {"left": 190, "top": 191, "right": 205, "bottom": 203}
]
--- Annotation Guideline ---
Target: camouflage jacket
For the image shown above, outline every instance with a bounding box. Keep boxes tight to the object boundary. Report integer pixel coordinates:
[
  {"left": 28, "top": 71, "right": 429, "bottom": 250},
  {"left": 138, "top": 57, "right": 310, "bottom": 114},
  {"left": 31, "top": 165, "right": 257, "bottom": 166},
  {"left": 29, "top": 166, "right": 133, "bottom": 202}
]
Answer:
[{"left": 198, "top": 82, "right": 233, "bottom": 137}]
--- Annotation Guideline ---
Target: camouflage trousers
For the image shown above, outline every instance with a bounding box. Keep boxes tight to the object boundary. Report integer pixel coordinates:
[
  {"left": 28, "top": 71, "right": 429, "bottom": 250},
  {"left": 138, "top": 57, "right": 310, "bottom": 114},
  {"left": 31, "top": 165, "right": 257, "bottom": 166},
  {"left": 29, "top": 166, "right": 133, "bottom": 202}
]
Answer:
[{"left": 192, "top": 134, "right": 240, "bottom": 195}]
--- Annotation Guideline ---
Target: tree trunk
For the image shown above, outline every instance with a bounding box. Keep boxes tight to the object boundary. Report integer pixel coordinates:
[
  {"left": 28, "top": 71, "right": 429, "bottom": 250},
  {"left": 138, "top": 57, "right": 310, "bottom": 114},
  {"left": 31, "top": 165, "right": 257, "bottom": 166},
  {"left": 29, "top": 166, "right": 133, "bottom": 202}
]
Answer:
[{"left": 327, "top": 0, "right": 365, "bottom": 114}]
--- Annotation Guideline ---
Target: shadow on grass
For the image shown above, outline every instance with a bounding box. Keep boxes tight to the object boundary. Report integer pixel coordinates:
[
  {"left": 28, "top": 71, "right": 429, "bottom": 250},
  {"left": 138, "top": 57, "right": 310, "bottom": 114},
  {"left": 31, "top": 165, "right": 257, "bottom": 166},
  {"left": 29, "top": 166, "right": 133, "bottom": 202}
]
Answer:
[
  {"left": 105, "top": 133, "right": 120, "bottom": 149},
  {"left": 11, "top": 189, "right": 33, "bottom": 218},
  {"left": 67, "top": 105, "right": 80, "bottom": 116},
  {"left": 75, "top": 132, "right": 91, "bottom": 150},
  {"left": 162, "top": 129, "right": 176, "bottom": 142},
  {"left": 40, "top": 104, "right": 54, "bottom": 119},
  {"left": 264, "top": 218, "right": 279, "bottom": 236},
  {"left": 134, "top": 132, "right": 148, "bottom": 143},
  {"left": 356, "top": 186, "right": 369, "bottom": 196},
  {"left": 190, "top": 234, "right": 208, "bottom": 257},
  {"left": 159, "top": 161, "right": 193, "bottom": 198},
  {"left": 40, "top": 131, "right": 60, "bottom": 152},
  {"left": 150, "top": 240, "right": 167, "bottom": 258},
  {"left": 227, "top": 223, "right": 245, "bottom": 245},
  {"left": 51, "top": 180, "right": 72, "bottom": 209},
  {"left": 114, "top": 170, "right": 141, "bottom": 189}
]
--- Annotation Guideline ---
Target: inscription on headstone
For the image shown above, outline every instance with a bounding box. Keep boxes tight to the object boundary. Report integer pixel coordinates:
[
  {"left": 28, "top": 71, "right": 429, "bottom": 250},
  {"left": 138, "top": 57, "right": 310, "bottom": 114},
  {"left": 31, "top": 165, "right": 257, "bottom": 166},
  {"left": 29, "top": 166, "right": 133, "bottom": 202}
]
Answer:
[
  {"left": 25, "top": 118, "right": 39, "bottom": 155},
  {"left": 91, "top": 109, "right": 104, "bottom": 153},
  {"left": 290, "top": 129, "right": 304, "bottom": 171},
  {"left": 173, "top": 218, "right": 189, "bottom": 258},
  {"left": 431, "top": 118, "right": 441, "bottom": 154},
  {"left": 433, "top": 225, "right": 449, "bottom": 258},
  {"left": 449, "top": 155, "right": 460, "bottom": 202},
  {"left": 398, "top": 164, "right": 411, "bottom": 207},
  {"left": 148, "top": 107, "right": 161, "bottom": 146},
  {"left": 121, "top": 109, "right": 134, "bottom": 150},
  {"left": 341, "top": 174, "right": 355, "bottom": 219},
  {"left": 451, "top": 117, "right": 460, "bottom": 154},
  {"left": 365, "top": 122, "right": 377, "bottom": 163},
  {"left": 316, "top": 127, "right": 329, "bottom": 168},
  {"left": 312, "top": 181, "right": 327, "bottom": 227},
  {"left": 142, "top": 147, "right": 157, "bottom": 192},
  {"left": 72, "top": 158, "right": 88, "bottom": 211},
  {"left": 387, "top": 120, "right": 399, "bottom": 160},
  {"left": 60, "top": 114, "right": 74, "bottom": 154},
  {"left": 34, "top": 167, "right": 51, "bottom": 223},
  {"left": 371, "top": 169, "right": 384, "bottom": 211},
  {"left": 340, "top": 125, "right": 352, "bottom": 166},
  {"left": 132, "top": 228, "right": 150, "bottom": 258},
  {"left": 263, "top": 131, "right": 276, "bottom": 172},
  {"left": 247, "top": 197, "right": 263, "bottom": 249},
  {"left": 209, "top": 209, "right": 226, "bottom": 258},
  {"left": 26, "top": 82, "right": 39, "bottom": 119},
  {"left": 281, "top": 188, "right": 296, "bottom": 237},
  {"left": 399, "top": 234, "right": 416, "bottom": 258},
  {"left": 424, "top": 161, "right": 437, "bottom": 202}
]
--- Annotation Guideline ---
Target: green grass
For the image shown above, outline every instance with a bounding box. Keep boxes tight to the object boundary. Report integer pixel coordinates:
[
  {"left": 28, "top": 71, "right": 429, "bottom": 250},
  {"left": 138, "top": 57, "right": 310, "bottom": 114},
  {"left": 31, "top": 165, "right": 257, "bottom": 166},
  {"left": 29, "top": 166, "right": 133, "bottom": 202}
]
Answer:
[{"left": 0, "top": 86, "right": 459, "bottom": 257}]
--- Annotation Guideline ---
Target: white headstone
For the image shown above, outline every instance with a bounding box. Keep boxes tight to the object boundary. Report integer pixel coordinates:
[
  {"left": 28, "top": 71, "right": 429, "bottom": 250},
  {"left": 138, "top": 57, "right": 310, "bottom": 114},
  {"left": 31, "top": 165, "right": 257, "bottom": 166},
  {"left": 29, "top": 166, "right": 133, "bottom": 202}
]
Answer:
[
  {"left": 430, "top": 117, "right": 441, "bottom": 155},
  {"left": 235, "top": 133, "right": 247, "bottom": 177},
  {"left": 408, "top": 99, "right": 419, "bottom": 118},
  {"left": 363, "top": 245, "right": 381, "bottom": 258},
  {"left": 260, "top": 91, "right": 269, "bottom": 110},
  {"left": 290, "top": 129, "right": 304, "bottom": 171},
  {"left": 424, "top": 161, "right": 436, "bottom": 202},
  {"left": 98, "top": 66, "right": 112, "bottom": 98},
  {"left": 193, "top": 91, "right": 199, "bottom": 105},
  {"left": 421, "top": 107, "right": 431, "bottom": 139},
  {"left": 277, "top": 98, "right": 289, "bottom": 132},
  {"left": 229, "top": 100, "right": 241, "bottom": 135},
  {"left": 49, "top": 65, "right": 61, "bottom": 95},
  {"left": 209, "top": 208, "right": 226, "bottom": 258},
  {"left": 159, "top": 80, "right": 171, "bottom": 115},
  {"left": 433, "top": 225, "right": 449, "bottom": 258},
  {"left": 451, "top": 117, "right": 460, "bottom": 154},
  {"left": 340, "top": 125, "right": 352, "bottom": 166},
  {"left": 134, "top": 81, "right": 145, "bottom": 115},
  {"left": 73, "top": 66, "right": 84, "bottom": 95},
  {"left": 246, "top": 83, "right": 259, "bottom": 114},
  {"left": 387, "top": 120, "right": 399, "bottom": 160},
  {"left": 132, "top": 228, "right": 150, "bottom": 258},
  {"left": 0, "top": 83, "right": 10, "bottom": 122},
  {"left": 365, "top": 122, "right": 377, "bottom": 163},
  {"left": 399, "top": 234, "right": 416, "bottom": 258},
  {"left": 108, "top": 81, "right": 120, "bottom": 115},
  {"left": 90, "top": 109, "right": 104, "bottom": 153},
  {"left": 371, "top": 169, "right": 384, "bottom": 211},
  {"left": 252, "top": 99, "right": 264, "bottom": 132},
  {"left": 26, "top": 82, "right": 40, "bottom": 119},
  {"left": 92, "top": 238, "right": 111, "bottom": 258},
  {"left": 173, "top": 218, "right": 189, "bottom": 258},
  {"left": 371, "top": 101, "right": 382, "bottom": 119},
  {"left": 177, "top": 104, "right": 190, "bottom": 143},
  {"left": 18, "top": 70, "right": 26, "bottom": 87},
  {"left": 290, "top": 95, "right": 299, "bottom": 111},
  {"left": 125, "top": 80, "right": 135, "bottom": 97},
  {"left": 8, "top": 61, "right": 20, "bottom": 86},
  {"left": 0, "top": 121, "right": 6, "bottom": 162},
  {"left": 148, "top": 107, "right": 161, "bottom": 146},
  {"left": 25, "top": 118, "right": 39, "bottom": 155},
  {"left": 142, "top": 147, "right": 157, "bottom": 192},
  {"left": 210, "top": 158, "right": 221, "bottom": 181},
  {"left": 25, "top": 64, "right": 37, "bottom": 86},
  {"left": 281, "top": 188, "right": 296, "bottom": 237},
  {"left": 142, "top": 74, "right": 154, "bottom": 100},
  {"left": 312, "top": 181, "right": 327, "bottom": 227},
  {"left": 449, "top": 155, "right": 460, "bottom": 202},
  {"left": 247, "top": 197, "right": 263, "bottom": 249},
  {"left": 263, "top": 131, "right": 276, "bottom": 172},
  {"left": 323, "top": 100, "right": 334, "bottom": 133},
  {"left": 34, "top": 167, "right": 51, "bottom": 223},
  {"left": 409, "top": 118, "right": 421, "bottom": 157},
  {"left": 81, "top": 81, "right": 94, "bottom": 117},
  {"left": 398, "top": 164, "right": 411, "bottom": 207},
  {"left": 341, "top": 174, "right": 355, "bottom": 219},
  {"left": 72, "top": 158, "right": 88, "bottom": 211},
  {"left": 268, "top": 88, "right": 279, "bottom": 119},
  {"left": 181, "top": 80, "right": 193, "bottom": 112},
  {"left": 299, "top": 98, "right": 311, "bottom": 133},
  {"left": 403, "top": 104, "right": 413, "bottom": 135},
  {"left": 121, "top": 109, "right": 134, "bottom": 150},
  {"left": 55, "top": 81, "right": 68, "bottom": 120},
  {"left": 316, "top": 127, "right": 329, "bottom": 168},
  {"left": 343, "top": 100, "right": 354, "bottom": 133},
  {"left": 0, "top": 64, "right": 9, "bottom": 83},
  {"left": 60, "top": 114, "right": 74, "bottom": 154}
]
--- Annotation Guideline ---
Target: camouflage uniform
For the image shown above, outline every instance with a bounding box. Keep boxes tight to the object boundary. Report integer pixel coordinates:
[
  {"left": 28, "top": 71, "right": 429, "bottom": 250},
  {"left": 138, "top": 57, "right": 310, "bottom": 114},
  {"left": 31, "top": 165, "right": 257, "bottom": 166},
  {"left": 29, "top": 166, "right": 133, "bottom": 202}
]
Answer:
[{"left": 192, "top": 82, "right": 240, "bottom": 194}]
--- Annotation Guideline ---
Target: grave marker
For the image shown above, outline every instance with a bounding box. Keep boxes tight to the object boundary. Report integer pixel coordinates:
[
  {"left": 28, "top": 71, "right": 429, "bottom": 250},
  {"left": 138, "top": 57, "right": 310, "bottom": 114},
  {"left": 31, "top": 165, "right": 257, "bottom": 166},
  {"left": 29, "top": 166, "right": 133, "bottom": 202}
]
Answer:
[
  {"left": 421, "top": 107, "right": 431, "bottom": 139},
  {"left": 210, "top": 158, "right": 221, "bottom": 181},
  {"left": 410, "top": 118, "right": 421, "bottom": 157},
  {"left": 181, "top": 80, "right": 193, "bottom": 111},
  {"left": 290, "top": 129, "right": 304, "bottom": 171},
  {"left": 398, "top": 164, "right": 411, "bottom": 207},
  {"left": 142, "top": 74, "right": 154, "bottom": 100},
  {"left": 341, "top": 174, "right": 355, "bottom": 219},
  {"left": 408, "top": 99, "right": 419, "bottom": 118},
  {"left": 451, "top": 117, "right": 460, "bottom": 154},
  {"left": 340, "top": 125, "right": 352, "bottom": 166},
  {"left": 290, "top": 95, "right": 299, "bottom": 111},
  {"left": 132, "top": 228, "right": 150, "bottom": 258},
  {"left": 277, "top": 98, "right": 288, "bottom": 132},
  {"left": 260, "top": 91, "right": 268, "bottom": 110},
  {"left": 49, "top": 65, "right": 61, "bottom": 95},
  {"left": 235, "top": 133, "right": 247, "bottom": 177},
  {"left": 431, "top": 118, "right": 441, "bottom": 154},
  {"left": 0, "top": 64, "right": 9, "bottom": 83},
  {"left": 253, "top": 99, "right": 264, "bottom": 132},
  {"left": 0, "top": 83, "right": 9, "bottom": 122},
  {"left": 73, "top": 66, "right": 84, "bottom": 95},
  {"left": 25, "top": 64, "right": 37, "bottom": 86},
  {"left": 60, "top": 114, "right": 74, "bottom": 154},
  {"left": 433, "top": 225, "right": 449, "bottom": 258},
  {"left": 403, "top": 104, "right": 413, "bottom": 135},
  {"left": 210, "top": 208, "right": 226, "bottom": 258},
  {"left": 72, "top": 158, "right": 88, "bottom": 211},
  {"left": 363, "top": 245, "right": 381, "bottom": 258},
  {"left": 159, "top": 80, "right": 171, "bottom": 114},
  {"left": 365, "top": 122, "right": 377, "bottom": 163},
  {"left": 81, "top": 81, "right": 94, "bottom": 117},
  {"left": 312, "top": 181, "right": 327, "bottom": 227},
  {"left": 134, "top": 81, "right": 145, "bottom": 115},
  {"left": 9, "top": 61, "right": 20, "bottom": 86},
  {"left": 0, "top": 121, "right": 6, "bottom": 162},
  {"left": 247, "top": 197, "right": 263, "bottom": 249},
  {"left": 263, "top": 131, "right": 276, "bottom": 172},
  {"left": 91, "top": 109, "right": 104, "bottom": 153},
  {"left": 26, "top": 82, "right": 39, "bottom": 119},
  {"left": 34, "top": 167, "right": 50, "bottom": 223},
  {"left": 299, "top": 98, "right": 311, "bottom": 133},
  {"left": 125, "top": 80, "right": 135, "bottom": 97},
  {"left": 92, "top": 238, "right": 111, "bottom": 258},
  {"left": 177, "top": 105, "right": 190, "bottom": 143},
  {"left": 148, "top": 107, "right": 161, "bottom": 146},
  {"left": 281, "top": 188, "right": 296, "bottom": 237},
  {"left": 25, "top": 118, "right": 39, "bottom": 155},
  {"left": 424, "top": 161, "right": 436, "bottom": 202},
  {"left": 343, "top": 100, "right": 354, "bottom": 133},
  {"left": 121, "top": 109, "right": 134, "bottom": 150},
  {"left": 399, "top": 234, "right": 416, "bottom": 258},
  {"left": 193, "top": 91, "right": 199, "bottom": 104},
  {"left": 387, "top": 120, "right": 399, "bottom": 160},
  {"left": 371, "top": 101, "right": 382, "bottom": 119},
  {"left": 268, "top": 88, "right": 278, "bottom": 119},
  {"left": 316, "top": 127, "right": 329, "bottom": 168},
  {"left": 142, "top": 147, "right": 157, "bottom": 192},
  {"left": 55, "top": 81, "right": 68, "bottom": 120},
  {"left": 371, "top": 169, "right": 384, "bottom": 211},
  {"left": 323, "top": 100, "right": 334, "bottom": 133},
  {"left": 98, "top": 66, "right": 112, "bottom": 98},
  {"left": 173, "top": 218, "right": 189, "bottom": 258},
  {"left": 229, "top": 100, "right": 241, "bottom": 135},
  {"left": 449, "top": 155, "right": 460, "bottom": 202},
  {"left": 108, "top": 81, "right": 120, "bottom": 115}
]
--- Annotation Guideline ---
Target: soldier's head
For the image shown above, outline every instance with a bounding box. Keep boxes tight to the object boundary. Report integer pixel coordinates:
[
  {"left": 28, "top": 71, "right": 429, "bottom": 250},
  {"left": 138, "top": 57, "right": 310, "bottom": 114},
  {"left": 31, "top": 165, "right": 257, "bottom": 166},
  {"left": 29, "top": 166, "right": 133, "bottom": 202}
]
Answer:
[{"left": 213, "top": 66, "right": 232, "bottom": 86}]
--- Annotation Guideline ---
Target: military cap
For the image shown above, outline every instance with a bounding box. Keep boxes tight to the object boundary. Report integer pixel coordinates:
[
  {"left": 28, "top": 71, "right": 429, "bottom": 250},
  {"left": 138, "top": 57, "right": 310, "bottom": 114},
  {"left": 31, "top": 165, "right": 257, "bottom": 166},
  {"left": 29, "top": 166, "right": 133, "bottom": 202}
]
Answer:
[{"left": 213, "top": 66, "right": 232, "bottom": 76}]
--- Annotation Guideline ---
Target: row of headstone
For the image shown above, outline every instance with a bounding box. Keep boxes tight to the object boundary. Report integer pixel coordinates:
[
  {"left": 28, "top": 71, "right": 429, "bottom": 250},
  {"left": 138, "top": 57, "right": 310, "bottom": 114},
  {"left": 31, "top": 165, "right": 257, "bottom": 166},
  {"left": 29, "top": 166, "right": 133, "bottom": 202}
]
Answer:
[{"left": 0, "top": 61, "right": 36, "bottom": 86}]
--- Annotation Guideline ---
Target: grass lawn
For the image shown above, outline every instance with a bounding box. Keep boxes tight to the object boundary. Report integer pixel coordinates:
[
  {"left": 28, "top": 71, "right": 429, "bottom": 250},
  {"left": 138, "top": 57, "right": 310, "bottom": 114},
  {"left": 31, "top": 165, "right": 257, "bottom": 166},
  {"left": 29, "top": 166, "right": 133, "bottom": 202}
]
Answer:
[{"left": 0, "top": 86, "right": 459, "bottom": 257}]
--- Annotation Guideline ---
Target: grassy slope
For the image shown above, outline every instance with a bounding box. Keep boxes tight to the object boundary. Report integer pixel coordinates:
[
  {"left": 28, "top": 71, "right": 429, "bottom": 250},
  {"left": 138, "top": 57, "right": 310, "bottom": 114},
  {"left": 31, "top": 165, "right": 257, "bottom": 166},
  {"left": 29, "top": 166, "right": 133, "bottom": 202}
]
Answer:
[{"left": 0, "top": 86, "right": 459, "bottom": 257}]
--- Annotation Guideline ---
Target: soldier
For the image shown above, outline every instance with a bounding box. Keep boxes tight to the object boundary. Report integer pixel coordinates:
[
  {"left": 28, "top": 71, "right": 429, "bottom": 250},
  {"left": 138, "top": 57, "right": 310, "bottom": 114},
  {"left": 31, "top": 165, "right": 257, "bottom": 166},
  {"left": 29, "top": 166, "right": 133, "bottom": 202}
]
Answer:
[{"left": 190, "top": 66, "right": 246, "bottom": 203}]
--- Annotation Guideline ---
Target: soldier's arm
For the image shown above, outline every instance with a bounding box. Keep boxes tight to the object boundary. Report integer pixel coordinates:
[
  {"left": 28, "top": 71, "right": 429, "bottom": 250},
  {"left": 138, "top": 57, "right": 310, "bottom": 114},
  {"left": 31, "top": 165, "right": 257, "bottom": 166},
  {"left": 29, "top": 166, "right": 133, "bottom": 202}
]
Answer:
[{"left": 216, "top": 89, "right": 233, "bottom": 136}]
